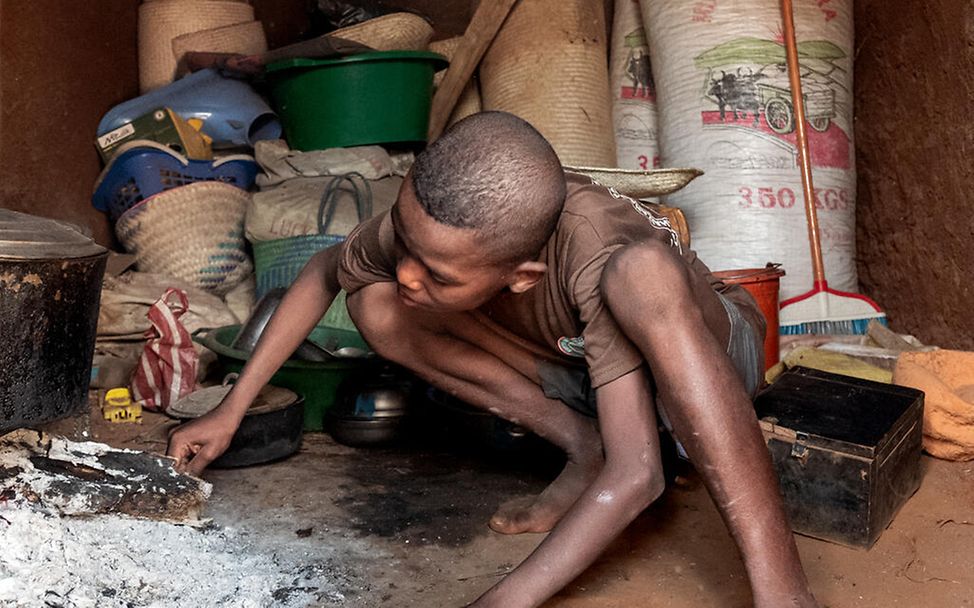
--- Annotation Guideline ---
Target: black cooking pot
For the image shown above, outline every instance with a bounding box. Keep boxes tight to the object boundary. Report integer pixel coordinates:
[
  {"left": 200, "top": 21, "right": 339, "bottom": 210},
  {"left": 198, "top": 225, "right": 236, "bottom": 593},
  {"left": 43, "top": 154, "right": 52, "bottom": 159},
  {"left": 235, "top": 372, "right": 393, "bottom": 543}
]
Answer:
[
  {"left": 0, "top": 209, "right": 107, "bottom": 433},
  {"left": 168, "top": 382, "right": 305, "bottom": 468}
]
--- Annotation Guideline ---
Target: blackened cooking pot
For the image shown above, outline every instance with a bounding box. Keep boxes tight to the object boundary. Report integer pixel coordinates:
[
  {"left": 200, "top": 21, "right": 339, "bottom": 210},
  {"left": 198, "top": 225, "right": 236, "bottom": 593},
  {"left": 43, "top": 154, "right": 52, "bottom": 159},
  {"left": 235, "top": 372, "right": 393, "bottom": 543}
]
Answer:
[{"left": 0, "top": 209, "right": 107, "bottom": 433}]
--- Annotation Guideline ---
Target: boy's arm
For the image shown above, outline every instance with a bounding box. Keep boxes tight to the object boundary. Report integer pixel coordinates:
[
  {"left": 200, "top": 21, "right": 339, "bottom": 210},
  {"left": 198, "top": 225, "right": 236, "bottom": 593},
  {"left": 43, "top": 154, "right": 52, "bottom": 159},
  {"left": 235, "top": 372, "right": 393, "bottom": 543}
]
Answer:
[
  {"left": 470, "top": 367, "right": 664, "bottom": 608},
  {"left": 167, "top": 244, "right": 344, "bottom": 475}
]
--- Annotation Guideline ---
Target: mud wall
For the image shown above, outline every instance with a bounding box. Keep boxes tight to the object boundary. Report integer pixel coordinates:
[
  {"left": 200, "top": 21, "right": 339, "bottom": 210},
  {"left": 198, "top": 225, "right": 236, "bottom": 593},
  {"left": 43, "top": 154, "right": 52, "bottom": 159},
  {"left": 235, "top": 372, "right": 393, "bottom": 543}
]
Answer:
[
  {"left": 0, "top": 1, "right": 139, "bottom": 247},
  {"left": 854, "top": 0, "right": 974, "bottom": 348}
]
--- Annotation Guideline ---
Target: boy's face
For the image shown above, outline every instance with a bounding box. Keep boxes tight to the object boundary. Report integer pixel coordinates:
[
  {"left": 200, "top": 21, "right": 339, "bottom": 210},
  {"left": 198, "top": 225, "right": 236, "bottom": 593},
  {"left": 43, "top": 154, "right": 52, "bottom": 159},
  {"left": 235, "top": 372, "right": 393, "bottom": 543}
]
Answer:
[{"left": 390, "top": 181, "right": 516, "bottom": 312}]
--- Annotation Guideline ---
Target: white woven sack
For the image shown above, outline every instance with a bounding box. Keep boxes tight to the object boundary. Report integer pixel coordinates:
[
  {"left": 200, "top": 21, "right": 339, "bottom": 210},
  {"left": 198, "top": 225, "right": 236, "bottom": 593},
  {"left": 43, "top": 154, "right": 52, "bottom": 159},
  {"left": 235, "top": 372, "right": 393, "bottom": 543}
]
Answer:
[
  {"left": 245, "top": 176, "right": 402, "bottom": 243},
  {"left": 610, "top": 0, "right": 659, "bottom": 171},
  {"left": 643, "top": 0, "right": 856, "bottom": 299}
]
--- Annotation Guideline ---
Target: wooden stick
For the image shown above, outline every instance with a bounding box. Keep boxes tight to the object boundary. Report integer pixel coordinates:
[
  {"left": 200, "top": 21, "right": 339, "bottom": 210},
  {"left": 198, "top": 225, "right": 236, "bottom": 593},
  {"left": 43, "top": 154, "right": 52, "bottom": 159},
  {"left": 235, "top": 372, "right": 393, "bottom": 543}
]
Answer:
[
  {"left": 427, "top": 0, "right": 519, "bottom": 141},
  {"left": 781, "top": 0, "right": 826, "bottom": 284}
]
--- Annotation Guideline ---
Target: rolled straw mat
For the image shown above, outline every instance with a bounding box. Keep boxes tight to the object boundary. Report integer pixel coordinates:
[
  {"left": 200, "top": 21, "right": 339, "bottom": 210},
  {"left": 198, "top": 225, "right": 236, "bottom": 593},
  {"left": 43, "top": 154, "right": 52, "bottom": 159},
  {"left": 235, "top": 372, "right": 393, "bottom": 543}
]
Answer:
[
  {"left": 171, "top": 20, "right": 268, "bottom": 76},
  {"left": 115, "top": 181, "right": 253, "bottom": 295},
  {"left": 480, "top": 0, "right": 615, "bottom": 167},
  {"left": 429, "top": 36, "right": 482, "bottom": 126},
  {"left": 139, "top": 0, "right": 254, "bottom": 92},
  {"left": 328, "top": 13, "right": 433, "bottom": 51}
]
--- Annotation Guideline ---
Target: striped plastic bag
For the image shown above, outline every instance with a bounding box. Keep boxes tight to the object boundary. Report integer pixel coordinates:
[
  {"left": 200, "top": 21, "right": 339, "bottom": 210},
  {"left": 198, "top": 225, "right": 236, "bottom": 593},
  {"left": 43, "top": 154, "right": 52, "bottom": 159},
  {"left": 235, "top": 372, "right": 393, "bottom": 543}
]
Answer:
[{"left": 131, "top": 288, "right": 199, "bottom": 412}]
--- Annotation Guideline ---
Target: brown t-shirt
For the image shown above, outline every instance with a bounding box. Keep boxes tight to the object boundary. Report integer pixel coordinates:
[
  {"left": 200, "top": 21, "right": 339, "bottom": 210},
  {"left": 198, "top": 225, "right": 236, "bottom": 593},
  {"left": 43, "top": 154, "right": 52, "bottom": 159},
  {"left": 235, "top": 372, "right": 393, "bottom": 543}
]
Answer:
[{"left": 338, "top": 173, "right": 763, "bottom": 388}]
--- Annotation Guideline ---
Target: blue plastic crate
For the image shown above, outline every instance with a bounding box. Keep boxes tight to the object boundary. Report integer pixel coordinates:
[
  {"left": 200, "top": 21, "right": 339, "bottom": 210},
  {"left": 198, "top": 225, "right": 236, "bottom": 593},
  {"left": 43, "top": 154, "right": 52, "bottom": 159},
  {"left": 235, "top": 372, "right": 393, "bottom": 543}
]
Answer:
[{"left": 92, "top": 140, "right": 258, "bottom": 222}]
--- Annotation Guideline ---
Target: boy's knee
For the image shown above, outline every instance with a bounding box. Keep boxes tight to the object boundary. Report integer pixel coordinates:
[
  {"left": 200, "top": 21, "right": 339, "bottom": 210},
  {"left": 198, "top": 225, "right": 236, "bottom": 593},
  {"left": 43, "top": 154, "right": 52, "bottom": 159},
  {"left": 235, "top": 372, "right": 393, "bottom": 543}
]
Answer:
[
  {"left": 346, "top": 284, "right": 451, "bottom": 364},
  {"left": 346, "top": 284, "right": 408, "bottom": 361}
]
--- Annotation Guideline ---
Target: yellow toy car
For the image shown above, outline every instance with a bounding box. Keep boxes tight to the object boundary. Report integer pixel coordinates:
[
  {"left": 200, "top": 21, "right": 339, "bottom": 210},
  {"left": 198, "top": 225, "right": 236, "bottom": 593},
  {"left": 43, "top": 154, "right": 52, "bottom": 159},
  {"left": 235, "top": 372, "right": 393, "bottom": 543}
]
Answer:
[{"left": 102, "top": 387, "right": 142, "bottom": 423}]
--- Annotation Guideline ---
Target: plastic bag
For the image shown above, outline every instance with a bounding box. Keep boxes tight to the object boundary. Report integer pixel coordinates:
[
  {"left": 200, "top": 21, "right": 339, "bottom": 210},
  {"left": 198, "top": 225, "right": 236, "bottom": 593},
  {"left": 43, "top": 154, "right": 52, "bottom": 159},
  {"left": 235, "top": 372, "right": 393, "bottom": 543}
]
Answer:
[
  {"left": 313, "top": 0, "right": 389, "bottom": 32},
  {"left": 131, "top": 288, "right": 199, "bottom": 412}
]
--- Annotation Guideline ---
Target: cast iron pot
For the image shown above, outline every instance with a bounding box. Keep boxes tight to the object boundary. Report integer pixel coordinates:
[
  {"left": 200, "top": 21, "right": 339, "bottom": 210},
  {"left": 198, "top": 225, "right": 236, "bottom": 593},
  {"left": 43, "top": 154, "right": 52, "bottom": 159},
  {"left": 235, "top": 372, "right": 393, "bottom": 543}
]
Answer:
[
  {"left": 0, "top": 210, "right": 107, "bottom": 433},
  {"left": 168, "top": 382, "right": 305, "bottom": 468}
]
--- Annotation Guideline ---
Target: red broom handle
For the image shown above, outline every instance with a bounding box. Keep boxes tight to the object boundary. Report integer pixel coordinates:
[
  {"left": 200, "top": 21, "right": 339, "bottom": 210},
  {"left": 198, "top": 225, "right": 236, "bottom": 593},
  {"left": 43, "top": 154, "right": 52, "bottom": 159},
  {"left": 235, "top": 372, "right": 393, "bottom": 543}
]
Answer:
[{"left": 781, "top": 0, "right": 826, "bottom": 284}]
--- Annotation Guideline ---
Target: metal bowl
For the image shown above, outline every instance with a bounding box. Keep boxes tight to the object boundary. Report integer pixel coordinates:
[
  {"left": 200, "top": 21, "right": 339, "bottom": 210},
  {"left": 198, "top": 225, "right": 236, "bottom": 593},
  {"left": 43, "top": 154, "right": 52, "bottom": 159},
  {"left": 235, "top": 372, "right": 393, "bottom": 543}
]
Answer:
[{"left": 324, "top": 364, "right": 414, "bottom": 447}]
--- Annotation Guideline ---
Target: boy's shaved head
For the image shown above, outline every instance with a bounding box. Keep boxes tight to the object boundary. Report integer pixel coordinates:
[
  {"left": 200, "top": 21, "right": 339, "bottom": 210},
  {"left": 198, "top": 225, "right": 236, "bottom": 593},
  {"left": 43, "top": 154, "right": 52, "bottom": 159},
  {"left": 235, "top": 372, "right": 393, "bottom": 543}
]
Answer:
[{"left": 410, "top": 111, "right": 566, "bottom": 263}]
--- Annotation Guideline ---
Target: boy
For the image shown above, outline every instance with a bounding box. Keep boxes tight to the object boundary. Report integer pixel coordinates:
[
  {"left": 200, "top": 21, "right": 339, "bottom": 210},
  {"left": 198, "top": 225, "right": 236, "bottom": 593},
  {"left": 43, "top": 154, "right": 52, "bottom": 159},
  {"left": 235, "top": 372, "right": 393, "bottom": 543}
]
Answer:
[{"left": 168, "top": 112, "right": 817, "bottom": 607}]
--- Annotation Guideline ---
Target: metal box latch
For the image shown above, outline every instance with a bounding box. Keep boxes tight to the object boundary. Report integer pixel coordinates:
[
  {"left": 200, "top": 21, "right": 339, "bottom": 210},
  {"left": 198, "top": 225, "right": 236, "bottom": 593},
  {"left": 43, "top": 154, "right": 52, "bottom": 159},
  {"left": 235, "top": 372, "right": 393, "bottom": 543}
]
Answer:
[{"left": 790, "top": 432, "right": 810, "bottom": 462}]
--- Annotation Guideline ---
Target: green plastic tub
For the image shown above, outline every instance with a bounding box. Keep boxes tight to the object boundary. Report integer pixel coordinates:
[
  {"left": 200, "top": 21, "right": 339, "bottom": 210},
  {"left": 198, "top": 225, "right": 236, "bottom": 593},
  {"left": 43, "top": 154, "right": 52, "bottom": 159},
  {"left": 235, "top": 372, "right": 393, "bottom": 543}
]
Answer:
[
  {"left": 197, "top": 325, "right": 370, "bottom": 431},
  {"left": 266, "top": 51, "right": 449, "bottom": 151}
]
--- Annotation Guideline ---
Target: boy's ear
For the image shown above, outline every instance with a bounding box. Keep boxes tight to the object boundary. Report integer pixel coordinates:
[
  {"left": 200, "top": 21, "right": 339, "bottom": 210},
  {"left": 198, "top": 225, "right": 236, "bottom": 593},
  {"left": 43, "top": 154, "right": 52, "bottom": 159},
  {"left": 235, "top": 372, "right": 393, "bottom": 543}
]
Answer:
[{"left": 507, "top": 261, "right": 547, "bottom": 294}]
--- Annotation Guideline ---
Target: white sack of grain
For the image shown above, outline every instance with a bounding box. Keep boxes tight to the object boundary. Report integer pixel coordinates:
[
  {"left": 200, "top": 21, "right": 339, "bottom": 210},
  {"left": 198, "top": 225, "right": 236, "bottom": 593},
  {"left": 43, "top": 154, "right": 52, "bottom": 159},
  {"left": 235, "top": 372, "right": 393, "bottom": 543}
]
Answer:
[
  {"left": 643, "top": 0, "right": 856, "bottom": 299},
  {"left": 610, "top": 0, "right": 659, "bottom": 170}
]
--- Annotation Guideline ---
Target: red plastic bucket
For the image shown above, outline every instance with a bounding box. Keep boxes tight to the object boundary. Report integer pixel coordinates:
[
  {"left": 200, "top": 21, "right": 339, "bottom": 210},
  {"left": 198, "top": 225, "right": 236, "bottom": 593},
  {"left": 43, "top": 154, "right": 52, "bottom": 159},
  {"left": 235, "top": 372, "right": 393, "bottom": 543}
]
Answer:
[{"left": 713, "top": 265, "right": 786, "bottom": 370}]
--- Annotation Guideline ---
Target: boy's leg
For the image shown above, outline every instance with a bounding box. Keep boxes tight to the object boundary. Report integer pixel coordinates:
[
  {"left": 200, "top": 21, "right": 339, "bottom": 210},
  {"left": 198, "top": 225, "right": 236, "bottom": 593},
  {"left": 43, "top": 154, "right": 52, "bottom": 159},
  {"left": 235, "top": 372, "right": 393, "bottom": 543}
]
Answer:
[
  {"left": 600, "top": 241, "right": 816, "bottom": 608},
  {"left": 347, "top": 282, "right": 604, "bottom": 534}
]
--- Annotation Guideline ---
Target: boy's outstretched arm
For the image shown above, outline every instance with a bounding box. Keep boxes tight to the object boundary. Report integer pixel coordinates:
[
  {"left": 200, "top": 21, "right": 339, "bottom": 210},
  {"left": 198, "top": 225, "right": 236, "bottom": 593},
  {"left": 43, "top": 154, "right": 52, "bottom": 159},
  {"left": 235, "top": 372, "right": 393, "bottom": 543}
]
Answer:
[
  {"left": 469, "top": 367, "right": 664, "bottom": 608},
  {"left": 167, "top": 244, "right": 344, "bottom": 475}
]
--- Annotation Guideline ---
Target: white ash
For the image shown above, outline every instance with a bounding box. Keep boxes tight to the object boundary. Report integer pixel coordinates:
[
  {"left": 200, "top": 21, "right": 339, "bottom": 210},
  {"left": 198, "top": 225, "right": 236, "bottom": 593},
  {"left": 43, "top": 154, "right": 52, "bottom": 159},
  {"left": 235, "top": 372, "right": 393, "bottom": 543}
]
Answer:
[{"left": 0, "top": 499, "right": 344, "bottom": 608}]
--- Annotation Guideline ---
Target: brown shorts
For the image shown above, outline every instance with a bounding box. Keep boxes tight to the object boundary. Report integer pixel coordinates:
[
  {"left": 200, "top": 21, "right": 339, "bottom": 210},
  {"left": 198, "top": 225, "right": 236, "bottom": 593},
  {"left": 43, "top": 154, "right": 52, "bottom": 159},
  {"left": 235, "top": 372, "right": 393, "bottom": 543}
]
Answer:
[{"left": 535, "top": 292, "right": 763, "bottom": 419}]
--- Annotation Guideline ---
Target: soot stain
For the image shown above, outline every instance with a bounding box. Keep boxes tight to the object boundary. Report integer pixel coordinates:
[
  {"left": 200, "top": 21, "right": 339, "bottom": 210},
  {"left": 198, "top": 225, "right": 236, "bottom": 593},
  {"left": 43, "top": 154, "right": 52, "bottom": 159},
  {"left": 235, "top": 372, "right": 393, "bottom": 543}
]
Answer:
[{"left": 333, "top": 445, "right": 561, "bottom": 548}]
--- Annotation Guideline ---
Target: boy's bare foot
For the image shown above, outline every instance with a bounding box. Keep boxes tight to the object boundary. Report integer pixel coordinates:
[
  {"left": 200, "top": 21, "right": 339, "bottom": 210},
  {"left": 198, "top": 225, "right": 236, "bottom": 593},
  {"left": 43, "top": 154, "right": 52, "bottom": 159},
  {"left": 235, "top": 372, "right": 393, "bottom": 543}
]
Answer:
[{"left": 489, "top": 453, "right": 603, "bottom": 534}]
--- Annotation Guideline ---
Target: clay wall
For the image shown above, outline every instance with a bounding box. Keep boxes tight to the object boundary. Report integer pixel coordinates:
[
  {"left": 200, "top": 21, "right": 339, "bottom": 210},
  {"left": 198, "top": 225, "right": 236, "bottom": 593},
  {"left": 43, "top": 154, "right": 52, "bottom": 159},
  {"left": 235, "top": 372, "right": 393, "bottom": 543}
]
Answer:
[{"left": 854, "top": 0, "right": 974, "bottom": 348}]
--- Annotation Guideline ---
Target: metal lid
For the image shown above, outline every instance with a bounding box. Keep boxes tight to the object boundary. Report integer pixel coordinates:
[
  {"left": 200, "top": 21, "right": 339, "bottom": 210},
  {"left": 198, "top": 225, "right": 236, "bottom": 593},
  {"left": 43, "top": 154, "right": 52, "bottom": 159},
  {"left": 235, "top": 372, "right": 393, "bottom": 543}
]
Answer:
[
  {"left": 0, "top": 208, "right": 107, "bottom": 260},
  {"left": 167, "top": 383, "right": 300, "bottom": 420}
]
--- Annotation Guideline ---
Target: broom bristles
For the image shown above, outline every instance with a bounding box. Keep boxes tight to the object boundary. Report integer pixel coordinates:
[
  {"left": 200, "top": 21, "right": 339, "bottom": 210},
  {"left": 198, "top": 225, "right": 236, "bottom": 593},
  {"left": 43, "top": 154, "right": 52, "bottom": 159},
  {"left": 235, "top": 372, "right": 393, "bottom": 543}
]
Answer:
[{"left": 779, "top": 280, "right": 886, "bottom": 335}]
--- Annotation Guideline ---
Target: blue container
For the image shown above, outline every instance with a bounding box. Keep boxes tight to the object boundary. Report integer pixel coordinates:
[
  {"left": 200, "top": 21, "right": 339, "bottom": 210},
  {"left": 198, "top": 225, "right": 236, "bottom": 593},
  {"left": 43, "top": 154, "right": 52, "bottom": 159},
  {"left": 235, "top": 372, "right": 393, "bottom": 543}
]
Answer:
[
  {"left": 92, "top": 140, "right": 258, "bottom": 221},
  {"left": 98, "top": 69, "right": 281, "bottom": 148}
]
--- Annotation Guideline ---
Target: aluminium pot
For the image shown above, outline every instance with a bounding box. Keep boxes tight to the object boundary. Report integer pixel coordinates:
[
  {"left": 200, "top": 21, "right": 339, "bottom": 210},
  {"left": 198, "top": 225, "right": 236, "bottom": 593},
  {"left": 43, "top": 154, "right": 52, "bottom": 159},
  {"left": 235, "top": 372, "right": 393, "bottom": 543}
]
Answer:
[{"left": 0, "top": 209, "right": 108, "bottom": 433}]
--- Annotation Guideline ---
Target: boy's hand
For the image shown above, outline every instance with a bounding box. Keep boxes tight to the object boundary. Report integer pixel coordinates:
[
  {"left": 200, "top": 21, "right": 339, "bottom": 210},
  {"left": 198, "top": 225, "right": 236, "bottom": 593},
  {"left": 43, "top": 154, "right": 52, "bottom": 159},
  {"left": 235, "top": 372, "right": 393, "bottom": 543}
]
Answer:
[{"left": 167, "top": 407, "right": 240, "bottom": 476}]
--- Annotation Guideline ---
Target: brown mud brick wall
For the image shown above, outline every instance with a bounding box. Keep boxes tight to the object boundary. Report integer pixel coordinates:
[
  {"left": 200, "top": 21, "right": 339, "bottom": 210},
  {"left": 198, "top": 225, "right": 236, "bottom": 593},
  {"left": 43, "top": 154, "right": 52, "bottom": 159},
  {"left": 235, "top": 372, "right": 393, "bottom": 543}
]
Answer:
[
  {"left": 0, "top": 0, "right": 139, "bottom": 247},
  {"left": 854, "top": 0, "right": 974, "bottom": 349}
]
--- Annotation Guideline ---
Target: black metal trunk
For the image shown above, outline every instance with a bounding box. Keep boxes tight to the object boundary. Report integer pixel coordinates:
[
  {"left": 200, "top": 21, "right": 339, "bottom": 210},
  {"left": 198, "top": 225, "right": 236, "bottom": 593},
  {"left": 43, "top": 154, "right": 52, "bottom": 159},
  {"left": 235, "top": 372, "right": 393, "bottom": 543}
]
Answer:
[{"left": 754, "top": 366, "right": 925, "bottom": 549}]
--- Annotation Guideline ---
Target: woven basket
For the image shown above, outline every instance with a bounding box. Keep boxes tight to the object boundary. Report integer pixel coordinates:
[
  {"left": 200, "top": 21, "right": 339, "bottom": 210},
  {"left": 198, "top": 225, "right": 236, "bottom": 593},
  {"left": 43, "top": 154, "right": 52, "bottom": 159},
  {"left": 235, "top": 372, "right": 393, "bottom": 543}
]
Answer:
[
  {"left": 171, "top": 20, "right": 268, "bottom": 76},
  {"left": 429, "top": 36, "right": 481, "bottom": 126},
  {"left": 328, "top": 13, "right": 433, "bottom": 51},
  {"left": 565, "top": 166, "right": 703, "bottom": 199},
  {"left": 115, "top": 181, "right": 253, "bottom": 295},
  {"left": 138, "top": 0, "right": 254, "bottom": 92},
  {"left": 480, "top": 0, "right": 615, "bottom": 167}
]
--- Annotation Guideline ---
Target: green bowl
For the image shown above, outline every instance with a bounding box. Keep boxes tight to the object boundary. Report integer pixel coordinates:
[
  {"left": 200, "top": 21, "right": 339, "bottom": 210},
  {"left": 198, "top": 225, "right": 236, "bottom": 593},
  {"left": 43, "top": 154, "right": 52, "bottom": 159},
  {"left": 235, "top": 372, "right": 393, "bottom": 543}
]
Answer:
[
  {"left": 197, "top": 325, "right": 370, "bottom": 431},
  {"left": 266, "top": 51, "right": 448, "bottom": 150}
]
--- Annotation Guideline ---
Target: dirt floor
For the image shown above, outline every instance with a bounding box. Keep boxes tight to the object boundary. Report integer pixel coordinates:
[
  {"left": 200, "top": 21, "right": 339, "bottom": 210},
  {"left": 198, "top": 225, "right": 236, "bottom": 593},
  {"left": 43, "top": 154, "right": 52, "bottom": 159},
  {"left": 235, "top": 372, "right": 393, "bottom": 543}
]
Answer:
[{"left": 40, "top": 397, "right": 974, "bottom": 608}]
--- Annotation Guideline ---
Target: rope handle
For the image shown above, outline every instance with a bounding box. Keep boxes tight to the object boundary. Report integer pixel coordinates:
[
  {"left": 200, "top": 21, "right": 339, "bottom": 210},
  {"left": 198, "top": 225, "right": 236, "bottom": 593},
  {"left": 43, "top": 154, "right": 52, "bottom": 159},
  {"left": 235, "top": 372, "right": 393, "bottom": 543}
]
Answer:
[{"left": 316, "top": 172, "right": 374, "bottom": 236}]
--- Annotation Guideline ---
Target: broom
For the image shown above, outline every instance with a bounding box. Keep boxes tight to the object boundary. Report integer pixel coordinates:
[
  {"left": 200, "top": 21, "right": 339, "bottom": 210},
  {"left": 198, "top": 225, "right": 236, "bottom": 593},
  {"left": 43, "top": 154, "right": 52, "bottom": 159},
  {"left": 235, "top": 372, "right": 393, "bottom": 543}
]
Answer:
[{"left": 777, "top": 0, "right": 886, "bottom": 335}]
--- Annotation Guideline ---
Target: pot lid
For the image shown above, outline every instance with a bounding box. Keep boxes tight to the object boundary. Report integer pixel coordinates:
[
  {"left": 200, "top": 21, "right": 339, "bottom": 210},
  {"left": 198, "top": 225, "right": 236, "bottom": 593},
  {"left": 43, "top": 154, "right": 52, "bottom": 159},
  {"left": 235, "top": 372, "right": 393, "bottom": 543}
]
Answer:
[
  {"left": 0, "top": 208, "right": 107, "bottom": 260},
  {"left": 167, "top": 383, "right": 299, "bottom": 420}
]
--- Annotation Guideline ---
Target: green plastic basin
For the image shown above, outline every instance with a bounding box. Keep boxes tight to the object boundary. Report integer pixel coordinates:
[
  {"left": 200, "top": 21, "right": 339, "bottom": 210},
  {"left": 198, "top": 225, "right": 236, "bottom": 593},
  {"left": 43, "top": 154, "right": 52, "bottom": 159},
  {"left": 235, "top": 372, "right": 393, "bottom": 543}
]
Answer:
[
  {"left": 197, "top": 325, "right": 370, "bottom": 431},
  {"left": 266, "top": 51, "right": 449, "bottom": 151}
]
